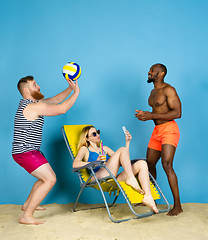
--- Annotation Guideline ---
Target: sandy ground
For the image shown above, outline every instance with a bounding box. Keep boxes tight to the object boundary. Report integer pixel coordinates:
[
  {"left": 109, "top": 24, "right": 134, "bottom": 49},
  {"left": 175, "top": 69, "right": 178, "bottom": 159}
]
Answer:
[{"left": 0, "top": 203, "right": 208, "bottom": 240}]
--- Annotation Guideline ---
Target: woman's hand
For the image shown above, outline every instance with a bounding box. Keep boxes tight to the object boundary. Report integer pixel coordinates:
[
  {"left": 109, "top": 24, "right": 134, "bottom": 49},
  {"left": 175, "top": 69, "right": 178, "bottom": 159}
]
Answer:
[
  {"left": 125, "top": 130, "right": 132, "bottom": 142},
  {"left": 97, "top": 155, "right": 106, "bottom": 162}
]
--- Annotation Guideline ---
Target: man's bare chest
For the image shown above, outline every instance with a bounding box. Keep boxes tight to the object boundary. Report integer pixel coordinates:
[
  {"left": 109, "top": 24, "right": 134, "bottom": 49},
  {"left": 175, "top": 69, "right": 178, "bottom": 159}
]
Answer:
[{"left": 150, "top": 89, "right": 167, "bottom": 107}]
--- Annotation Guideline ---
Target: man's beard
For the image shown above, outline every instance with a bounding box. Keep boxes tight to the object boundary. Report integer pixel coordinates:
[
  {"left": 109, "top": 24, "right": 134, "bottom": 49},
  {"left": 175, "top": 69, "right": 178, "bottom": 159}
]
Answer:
[
  {"left": 147, "top": 72, "right": 158, "bottom": 83},
  {"left": 31, "top": 90, "right": 44, "bottom": 100},
  {"left": 147, "top": 78, "right": 154, "bottom": 83}
]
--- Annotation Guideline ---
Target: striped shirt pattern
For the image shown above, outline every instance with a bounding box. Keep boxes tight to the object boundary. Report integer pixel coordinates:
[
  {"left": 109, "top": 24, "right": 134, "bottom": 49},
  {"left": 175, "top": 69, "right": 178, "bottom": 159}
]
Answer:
[{"left": 12, "top": 99, "right": 44, "bottom": 154}]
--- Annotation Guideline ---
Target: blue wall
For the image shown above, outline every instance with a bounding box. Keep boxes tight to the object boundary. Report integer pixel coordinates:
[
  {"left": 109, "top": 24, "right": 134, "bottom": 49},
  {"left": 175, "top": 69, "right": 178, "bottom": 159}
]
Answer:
[{"left": 1, "top": 0, "right": 208, "bottom": 205}]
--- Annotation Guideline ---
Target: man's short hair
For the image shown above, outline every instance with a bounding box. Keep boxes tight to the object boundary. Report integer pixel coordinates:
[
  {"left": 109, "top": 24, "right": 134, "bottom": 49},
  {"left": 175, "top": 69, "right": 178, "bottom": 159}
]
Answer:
[
  {"left": 17, "top": 76, "right": 34, "bottom": 96},
  {"left": 155, "top": 63, "right": 167, "bottom": 77}
]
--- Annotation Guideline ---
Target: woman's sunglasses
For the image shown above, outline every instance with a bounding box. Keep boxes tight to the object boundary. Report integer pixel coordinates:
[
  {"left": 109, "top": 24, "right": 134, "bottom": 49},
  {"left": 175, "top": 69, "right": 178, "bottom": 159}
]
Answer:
[{"left": 87, "top": 129, "right": 100, "bottom": 138}]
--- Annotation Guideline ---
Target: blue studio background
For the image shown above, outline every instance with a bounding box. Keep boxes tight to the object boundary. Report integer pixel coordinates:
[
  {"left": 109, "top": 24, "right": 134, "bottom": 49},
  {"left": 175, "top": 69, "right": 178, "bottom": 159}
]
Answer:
[{"left": 1, "top": 0, "right": 208, "bottom": 205}]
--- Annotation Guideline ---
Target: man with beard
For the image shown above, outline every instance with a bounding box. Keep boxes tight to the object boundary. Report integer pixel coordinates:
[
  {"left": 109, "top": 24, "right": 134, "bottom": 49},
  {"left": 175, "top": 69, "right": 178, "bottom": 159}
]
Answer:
[
  {"left": 135, "top": 63, "right": 183, "bottom": 216},
  {"left": 12, "top": 75, "right": 80, "bottom": 224}
]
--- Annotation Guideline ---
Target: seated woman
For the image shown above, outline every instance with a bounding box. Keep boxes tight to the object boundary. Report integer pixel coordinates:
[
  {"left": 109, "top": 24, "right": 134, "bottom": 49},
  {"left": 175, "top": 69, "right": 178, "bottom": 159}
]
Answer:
[{"left": 73, "top": 125, "right": 158, "bottom": 213}]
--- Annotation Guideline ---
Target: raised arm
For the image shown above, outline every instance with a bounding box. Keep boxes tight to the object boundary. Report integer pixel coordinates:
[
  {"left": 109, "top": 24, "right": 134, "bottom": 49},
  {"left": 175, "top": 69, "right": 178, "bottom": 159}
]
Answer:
[
  {"left": 24, "top": 80, "right": 80, "bottom": 120},
  {"left": 103, "top": 130, "right": 132, "bottom": 157},
  {"left": 41, "top": 79, "right": 75, "bottom": 105},
  {"left": 124, "top": 130, "right": 132, "bottom": 150}
]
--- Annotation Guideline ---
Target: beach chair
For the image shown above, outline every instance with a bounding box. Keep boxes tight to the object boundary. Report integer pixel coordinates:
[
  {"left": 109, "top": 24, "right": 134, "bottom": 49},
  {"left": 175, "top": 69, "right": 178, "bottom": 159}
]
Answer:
[{"left": 61, "top": 124, "right": 170, "bottom": 223}]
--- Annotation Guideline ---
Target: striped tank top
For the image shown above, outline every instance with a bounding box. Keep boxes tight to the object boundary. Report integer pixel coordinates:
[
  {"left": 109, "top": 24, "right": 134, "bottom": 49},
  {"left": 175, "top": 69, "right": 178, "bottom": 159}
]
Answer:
[{"left": 12, "top": 99, "right": 44, "bottom": 154}]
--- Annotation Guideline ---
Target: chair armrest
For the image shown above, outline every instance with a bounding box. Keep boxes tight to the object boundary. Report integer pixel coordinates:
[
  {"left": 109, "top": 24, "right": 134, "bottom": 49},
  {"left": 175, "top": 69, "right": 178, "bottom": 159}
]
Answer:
[{"left": 72, "top": 160, "right": 104, "bottom": 172}]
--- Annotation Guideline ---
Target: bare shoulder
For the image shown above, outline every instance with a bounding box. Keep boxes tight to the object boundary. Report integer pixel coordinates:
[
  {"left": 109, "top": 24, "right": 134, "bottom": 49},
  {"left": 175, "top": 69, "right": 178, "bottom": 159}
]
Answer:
[
  {"left": 79, "top": 146, "right": 88, "bottom": 153},
  {"left": 74, "top": 146, "right": 88, "bottom": 162},
  {"left": 23, "top": 101, "right": 43, "bottom": 120},
  {"left": 163, "top": 83, "right": 178, "bottom": 97},
  {"left": 25, "top": 101, "right": 45, "bottom": 110}
]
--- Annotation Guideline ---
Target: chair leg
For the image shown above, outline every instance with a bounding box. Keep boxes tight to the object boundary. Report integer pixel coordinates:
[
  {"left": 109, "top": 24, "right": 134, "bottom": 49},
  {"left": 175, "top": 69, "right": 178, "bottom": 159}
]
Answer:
[
  {"left": 73, "top": 184, "right": 87, "bottom": 212},
  {"left": 92, "top": 172, "right": 131, "bottom": 223},
  {"left": 149, "top": 172, "right": 170, "bottom": 213},
  {"left": 73, "top": 174, "right": 93, "bottom": 212},
  {"left": 110, "top": 195, "right": 118, "bottom": 207}
]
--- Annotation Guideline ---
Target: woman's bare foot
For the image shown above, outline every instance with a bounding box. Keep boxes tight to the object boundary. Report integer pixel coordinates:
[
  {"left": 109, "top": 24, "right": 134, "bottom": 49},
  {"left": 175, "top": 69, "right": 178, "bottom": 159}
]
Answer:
[
  {"left": 142, "top": 194, "right": 159, "bottom": 213},
  {"left": 126, "top": 176, "right": 145, "bottom": 195},
  {"left": 167, "top": 205, "right": 183, "bottom": 216},
  {"left": 21, "top": 205, "right": 46, "bottom": 211},
  {"left": 19, "top": 214, "right": 46, "bottom": 225}
]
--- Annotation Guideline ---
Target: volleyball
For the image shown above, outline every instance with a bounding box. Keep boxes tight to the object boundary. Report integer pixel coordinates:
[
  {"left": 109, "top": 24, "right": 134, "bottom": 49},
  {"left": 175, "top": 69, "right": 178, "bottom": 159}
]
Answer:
[{"left": 62, "top": 62, "right": 81, "bottom": 81}]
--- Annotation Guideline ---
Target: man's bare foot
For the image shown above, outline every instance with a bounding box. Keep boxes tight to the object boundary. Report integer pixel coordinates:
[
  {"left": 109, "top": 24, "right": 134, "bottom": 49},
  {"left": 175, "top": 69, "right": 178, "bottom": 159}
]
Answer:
[
  {"left": 142, "top": 194, "right": 159, "bottom": 213},
  {"left": 126, "top": 176, "right": 145, "bottom": 194},
  {"left": 167, "top": 206, "right": 183, "bottom": 216},
  {"left": 19, "top": 215, "right": 46, "bottom": 225},
  {"left": 21, "top": 205, "right": 46, "bottom": 211}
]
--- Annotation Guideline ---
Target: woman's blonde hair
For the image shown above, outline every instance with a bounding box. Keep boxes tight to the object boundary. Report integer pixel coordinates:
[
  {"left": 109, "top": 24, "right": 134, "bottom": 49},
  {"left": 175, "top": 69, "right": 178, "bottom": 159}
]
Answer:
[{"left": 77, "top": 125, "right": 100, "bottom": 150}]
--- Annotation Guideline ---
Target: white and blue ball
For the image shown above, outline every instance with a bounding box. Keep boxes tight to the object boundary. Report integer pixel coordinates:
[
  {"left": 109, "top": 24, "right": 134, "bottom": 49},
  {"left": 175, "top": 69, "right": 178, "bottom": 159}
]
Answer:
[{"left": 62, "top": 62, "right": 81, "bottom": 81}]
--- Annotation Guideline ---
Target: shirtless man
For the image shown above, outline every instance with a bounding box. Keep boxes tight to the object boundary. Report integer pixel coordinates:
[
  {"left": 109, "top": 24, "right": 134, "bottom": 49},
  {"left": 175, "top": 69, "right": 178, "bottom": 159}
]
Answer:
[
  {"left": 12, "top": 76, "right": 80, "bottom": 224},
  {"left": 135, "top": 63, "right": 183, "bottom": 216}
]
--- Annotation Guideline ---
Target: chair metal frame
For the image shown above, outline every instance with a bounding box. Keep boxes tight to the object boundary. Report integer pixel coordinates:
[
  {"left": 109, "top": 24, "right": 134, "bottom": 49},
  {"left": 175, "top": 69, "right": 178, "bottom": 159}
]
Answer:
[{"left": 61, "top": 125, "right": 170, "bottom": 223}]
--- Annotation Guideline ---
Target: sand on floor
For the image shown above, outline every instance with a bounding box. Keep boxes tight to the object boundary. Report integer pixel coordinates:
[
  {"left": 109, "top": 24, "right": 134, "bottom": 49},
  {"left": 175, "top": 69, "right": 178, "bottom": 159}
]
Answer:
[{"left": 0, "top": 203, "right": 208, "bottom": 240}]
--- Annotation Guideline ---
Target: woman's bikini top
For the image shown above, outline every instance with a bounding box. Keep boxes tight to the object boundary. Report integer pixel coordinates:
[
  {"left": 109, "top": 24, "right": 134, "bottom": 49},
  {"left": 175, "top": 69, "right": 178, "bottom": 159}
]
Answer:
[{"left": 87, "top": 147, "right": 110, "bottom": 163}]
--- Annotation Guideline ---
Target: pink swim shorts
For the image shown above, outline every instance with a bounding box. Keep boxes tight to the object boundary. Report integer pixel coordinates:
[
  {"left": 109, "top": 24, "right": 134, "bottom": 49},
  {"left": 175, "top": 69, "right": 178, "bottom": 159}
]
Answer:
[{"left": 12, "top": 150, "right": 48, "bottom": 174}]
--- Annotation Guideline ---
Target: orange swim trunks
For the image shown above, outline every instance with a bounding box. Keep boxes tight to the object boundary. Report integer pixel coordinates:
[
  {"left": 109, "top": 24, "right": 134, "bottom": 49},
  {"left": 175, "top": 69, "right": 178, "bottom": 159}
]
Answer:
[{"left": 148, "top": 120, "right": 180, "bottom": 151}]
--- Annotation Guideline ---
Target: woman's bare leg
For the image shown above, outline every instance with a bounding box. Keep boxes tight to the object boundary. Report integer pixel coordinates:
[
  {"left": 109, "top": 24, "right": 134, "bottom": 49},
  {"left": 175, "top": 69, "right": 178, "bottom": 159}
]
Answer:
[
  {"left": 117, "top": 160, "right": 158, "bottom": 213},
  {"left": 96, "top": 147, "right": 143, "bottom": 193}
]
